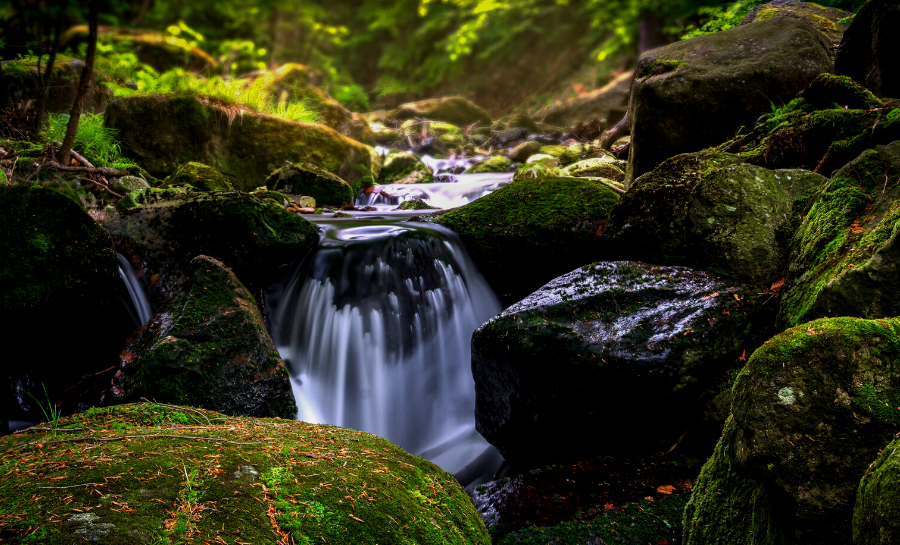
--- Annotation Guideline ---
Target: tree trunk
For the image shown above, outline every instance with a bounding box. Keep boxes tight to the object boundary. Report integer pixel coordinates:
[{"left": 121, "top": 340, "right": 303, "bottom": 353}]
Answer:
[
  {"left": 57, "top": 0, "right": 98, "bottom": 166},
  {"left": 638, "top": 11, "right": 667, "bottom": 54},
  {"left": 34, "top": 16, "right": 63, "bottom": 133}
]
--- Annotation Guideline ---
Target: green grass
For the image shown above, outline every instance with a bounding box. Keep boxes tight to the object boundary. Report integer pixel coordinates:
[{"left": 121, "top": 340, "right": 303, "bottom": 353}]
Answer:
[{"left": 40, "top": 112, "right": 137, "bottom": 170}]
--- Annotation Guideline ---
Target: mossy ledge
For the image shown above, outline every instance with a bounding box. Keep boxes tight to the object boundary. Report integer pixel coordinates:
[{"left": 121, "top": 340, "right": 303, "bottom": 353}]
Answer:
[{"left": 0, "top": 404, "right": 489, "bottom": 544}]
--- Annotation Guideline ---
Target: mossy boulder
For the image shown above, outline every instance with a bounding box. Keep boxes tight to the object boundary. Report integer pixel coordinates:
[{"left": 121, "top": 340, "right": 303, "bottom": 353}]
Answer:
[
  {"left": 779, "top": 141, "right": 900, "bottom": 328},
  {"left": 559, "top": 142, "right": 614, "bottom": 168},
  {"left": 559, "top": 157, "right": 625, "bottom": 181},
  {"left": 740, "top": 0, "right": 852, "bottom": 48},
  {"left": 835, "top": 0, "right": 900, "bottom": 99},
  {"left": 434, "top": 177, "right": 620, "bottom": 303},
  {"left": 378, "top": 149, "right": 433, "bottom": 184},
  {"left": 249, "top": 188, "right": 288, "bottom": 207},
  {"left": 532, "top": 71, "right": 632, "bottom": 129},
  {"left": 730, "top": 317, "right": 900, "bottom": 543},
  {"left": 801, "top": 73, "right": 882, "bottom": 111},
  {"left": 627, "top": 17, "right": 833, "bottom": 182},
  {"left": 509, "top": 140, "right": 543, "bottom": 163},
  {"left": 0, "top": 403, "right": 490, "bottom": 544},
  {"left": 384, "top": 96, "right": 491, "bottom": 127},
  {"left": 62, "top": 25, "right": 217, "bottom": 73},
  {"left": 464, "top": 155, "right": 511, "bottom": 174},
  {"left": 853, "top": 436, "right": 900, "bottom": 545},
  {"left": 111, "top": 255, "right": 295, "bottom": 418},
  {"left": 538, "top": 145, "right": 566, "bottom": 158},
  {"left": 373, "top": 125, "right": 404, "bottom": 145},
  {"left": 161, "top": 162, "right": 234, "bottom": 192},
  {"left": 115, "top": 186, "right": 191, "bottom": 211},
  {"left": 472, "top": 261, "right": 767, "bottom": 466},
  {"left": 110, "top": 175, "right": 149, "bottom": 195},
  {"left": 103, "top": 192, "right": 318, "bottom": 306},
  {"left": 265, "top": 161, "right": 354, "bottom": 206},
  {"left": 605, "top": 151, "right": 827, "bottom": 285},
  {"left": 104, "top": 94, "right": 377, "bottom": 192},
  {"left": 396, "top": 198, "right": 438, "bottom": 210},
  {"left": 683, "top": 416, "right": 789, "bottom": 545},
  {"left": 262, "top": 63, "right": 375, "bottom": 145},
  {"left": 0, "top": 57, "right": 111, "bottom": 113}
]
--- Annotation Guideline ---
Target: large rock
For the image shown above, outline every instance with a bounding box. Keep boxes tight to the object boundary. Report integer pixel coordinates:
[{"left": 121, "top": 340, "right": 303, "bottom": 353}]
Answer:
[
  {"left": 0, "top": 57, "right": 111, "bottom": 112},
  {"left": 0, "top": 403, "right": 490, "bottom": 544},
  {"left": 627, "top": 17, "right": 833, "bottom": 182},
  {"left": 532, "top": 71, "right": 632, "bottom": 129},
  {"left": 472, "top": 261, "right": 767, "bottom": 466},
  {"left": 111, "top": 255, "right": 296, "bottom": 418},
  {"left": 683, "top": 417, "right": 788, "bottom": 545},
  {"left": 605, "top": 150, "right": 827, "bottom": 285},
  {"left": 854, "top": 436, "right": 900, "bottom": 545},
  {"left": 740, "top": 0, "right": 852, "bottom": 49},
  {"left": 835, "top": 0, "right": 900, "bottom": 99},
  {"left": 377, "top": 149, "right": 433, "bottom": 184},
  {"left": 381, "top": 96, "right": 491, "bottom": 127},
  {"left": 103, "top": 192, "right": 318, "bottom": 306},
  {"left": 104, "top": 94, "right": 378, "bottom": 191},
  {"left": 0, "top": 185, "right": 130, "bottom": 423},
  {"left": 779, "top": 141, "right": 900, "bottom": 328},
  {"left": 262, "top": 63, "right": 375, "bottom": 145},
  {"left": 728, "top": 316, "right": 900, "bottom": 543},
  {"left": 265, "top": 161, "right": 354, "bottom": 205},
  {"left": 433, "top": 177, "right": 620, "bottom": 303},
  {"left": 161, "top": 161, "right": 234, "bottom": 192}
]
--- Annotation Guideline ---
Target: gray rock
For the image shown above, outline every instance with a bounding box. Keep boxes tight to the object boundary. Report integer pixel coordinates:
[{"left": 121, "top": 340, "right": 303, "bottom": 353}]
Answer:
[{"left": 110, "top": 175, "right": 150, "bottom": 195}]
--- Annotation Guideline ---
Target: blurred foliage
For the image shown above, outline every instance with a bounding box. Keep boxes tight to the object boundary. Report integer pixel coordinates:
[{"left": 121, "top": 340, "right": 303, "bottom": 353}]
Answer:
[{"left": 41, "top": 112, "right": 137, "bottom": 169}]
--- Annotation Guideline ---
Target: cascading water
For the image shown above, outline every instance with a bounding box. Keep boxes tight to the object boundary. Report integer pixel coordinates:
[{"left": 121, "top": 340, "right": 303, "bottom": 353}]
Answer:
[
  {"left": 116, "top": 253, "right": 153, "bottom": 328},
  {"left": 265, "top": 216, "right": 504, "bottom": 481}
]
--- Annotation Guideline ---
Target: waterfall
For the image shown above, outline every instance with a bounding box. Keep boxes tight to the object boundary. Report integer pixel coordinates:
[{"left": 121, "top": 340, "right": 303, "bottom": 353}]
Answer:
[
  {"left": 265, "top": 217, "right": 503, "bottom": 478},
  {"left": 357, "top": 173, "right": 512, "bottom": 210},
  {"left": 116, "top": 253, "right": 153, "bottom": 328}
]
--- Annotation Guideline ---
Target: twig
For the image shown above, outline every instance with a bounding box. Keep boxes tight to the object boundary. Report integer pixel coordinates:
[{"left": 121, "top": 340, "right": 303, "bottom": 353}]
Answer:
[
  {"left": 68, "top": 149, "right": 94, "bottom": 169},
  {"left": 24, "top": 160, "right": 44, "bottom": 182},
  {"left": 15, "top": 434, "right": 259, "bottom": 451},
  {"left": 592, "top": 177, "right": 627, "bottom": 195},
  {"left": 78, "top": 177, "right": 123, "bottom": 199},
  {"left": 37, "top": 483, "right": 103, "bottom": 490},
  {"left": 14, "top": 427, "right": 83, "bottom": 434},
  {"left": 46, "top": 160, "right": 128, "bottom": 177}
]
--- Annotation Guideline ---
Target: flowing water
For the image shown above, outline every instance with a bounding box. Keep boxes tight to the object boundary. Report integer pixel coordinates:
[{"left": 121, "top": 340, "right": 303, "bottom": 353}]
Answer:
[
  {"left": 265, "top": 157, "right": 514, "bottom": 482},
  {"left": 117, "top": 253, "right": 153, "bottom": 328}
]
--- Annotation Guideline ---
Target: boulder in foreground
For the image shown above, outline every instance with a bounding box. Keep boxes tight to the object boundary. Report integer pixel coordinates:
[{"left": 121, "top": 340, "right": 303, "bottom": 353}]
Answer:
[{"left": 0, "top": 403, "right": 490, "bottom": 544}]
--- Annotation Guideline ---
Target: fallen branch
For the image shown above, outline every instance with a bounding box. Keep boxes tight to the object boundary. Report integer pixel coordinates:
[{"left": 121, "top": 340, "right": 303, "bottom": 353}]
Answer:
[
  {"left": 78, "top": 177, "right": 123, "bottom": 199},
  {"left": 46, "top": 160, "right": 129, "bottom": 177},
  {"left": 68, "top": 149, "right": 94, "bottom": 169},
  {"left": 592, "top": 177, "right": 627, "bottom": 195},
  {"left": 15, "top": 434, "right": 259, "bottom": 451},
  {"left": 37, "top": 483, "right": 103, "bottom": 490},
  {"left": 14, "top": 427, "right": 83, "bottom": 434},
  {"left": 599, "top": 114, "right": 629, "bottom": 150}
]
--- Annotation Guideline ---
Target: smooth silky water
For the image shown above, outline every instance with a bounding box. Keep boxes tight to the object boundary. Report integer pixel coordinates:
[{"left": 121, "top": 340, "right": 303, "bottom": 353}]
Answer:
[{"left": 265, "top": 163, "right": 513, "bottom": 485}]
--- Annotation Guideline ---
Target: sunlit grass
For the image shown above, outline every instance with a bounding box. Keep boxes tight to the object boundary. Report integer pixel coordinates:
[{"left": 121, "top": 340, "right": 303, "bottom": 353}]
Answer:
[{"left": 41, "top": 112, "right": 138, "bottom": 169}]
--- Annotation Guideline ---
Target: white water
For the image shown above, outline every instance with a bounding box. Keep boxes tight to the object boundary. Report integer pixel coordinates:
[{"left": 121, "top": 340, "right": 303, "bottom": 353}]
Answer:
[
  {"left": 116, "top": 253, "right": 153, "bottom": 327},
  {"left": 265, "top": 217, "right": 503, "bottom": 477},
  {"left": 358, "top": 173, "right": 512, "bottom": 210}
]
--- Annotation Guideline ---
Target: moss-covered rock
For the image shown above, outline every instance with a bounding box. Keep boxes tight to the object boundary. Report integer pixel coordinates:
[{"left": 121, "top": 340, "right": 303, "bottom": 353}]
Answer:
[
  {"left": 740, "top": 0, "right": 852, "bottom": 48},
  {"left": 538, "top": 144, "right": 567, "bottom": 158},
  {"left": 0, "top": 403, "right": 490, "bottom": 544},
  {"left": 265, "top": 161, "right": 354, "bottom": 206},
  {"left": 834, "top": 0, "right": 900, "bottom": 99},
  {"left": 110, "top": 175, "right": 149, "bottom": 195},
  {"left": 683, "top": 417, "right": 789, "bottom": 545},
  {"left": 853, "top": 436, "right": 900, "bottom": 545},
  {"left": 396, "top": 198, "right": 438, "bottom": 210},
  {"left": 62, "top": 25, "right": 217, "bottom": 73},
  {"left": 801, "top": 73, "right": 883, "bottom": 111},
  {"left": 104, "top": 94, "right": 377, "bottom": 192},
  {"left": 509, "top": 140, "right": 543, "bottom": 163},
  {"left": 559, "top": 142, "right": 614, "bottom": 167},
  {"left": 373, "top": 125, "right": 404, "bottom": 145},
  {"left": 249, "top": 188, "right": 288, "bottom": 207},
  {"left": 464, "top": 155, "right": 511, "bottom": 174},
  {"left": 434, "top": 177, "right": 620, "bottom": 302},
  {"left": 0, "top": 57, "right": 111, "bottom": 113},
  {"left": 627, "top": 17, "right": 833, "bottom": 182},
  {"left": 103, "top": 191, "right": 318, "bottom": 306},
  {"left": 115, "top": 186, "right": 191, "bottom": 211},
  {"left": 779, "top": 141, "right": 900, "bottom": 327},
  {"left": 605, "top": 151, "right": 826, "bottom": 284},
  {"left": 161, "top": 162, "right": 234, "bottom": 192},
  {"left": 111, "top": 255, "right": 295, "bottom": 418},
  {"left": 0, "top": 169, "right": 8, "bottom": 186},
  {"left": 472, "top": 261, "right": 767, "bottom": 466},
  {"left": 377, "top": 149, "right": 433, "bottom": 184},
  {"left": 559, "top": 157, "right": 625, "bottom": 181},
  {"left": 262, "top": 63, "right": 375, "bottom": 145},
  {"left": 730, "top": 317, "right": 900, "bottom": 543},
  {"left": 383, "top": 96, "right": 491, "bottom": 127}
]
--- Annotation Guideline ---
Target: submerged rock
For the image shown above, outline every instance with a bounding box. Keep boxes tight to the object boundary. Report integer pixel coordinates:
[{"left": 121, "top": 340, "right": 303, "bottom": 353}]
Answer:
[
  {"left": 835, "top": 0, "right": 900, "bottom": 99},
  {"left": 780, "top": 141, "right": 900, "bottom": 328},
  {"left": 0, "top": 403, "right": 490, "bottom": 544},
  {"left": 111, "top": 255, "right": 296, "bottom": 418},
  {"left": 161, "top": 161, "right": 234, "bottom": 192},
  {"left": 605, "top": 150, "right": 827, "bottom": 285},
  {"left": 728, "top": 317, "right": 900, "bottom": 543},
  {"left": 472, "top": 261, "right": 767, "bottom": 466},
  {"left": 103, "top": 191, "right": 318, "bottom": 306},
  {"left": 627, "top": 17, "right": 833, "bottom": 182},
  {"left": 854, "top": 436, "right": 900, "bottom": 545},
  {"left": 104, "top": 94, "right": 378, "bottom": 191},
  {"left": 265, "top": 161, "right": 354, "bottom": 206},
  {"left": 434, "top": 177, "right": 620, "bottom": 303}
]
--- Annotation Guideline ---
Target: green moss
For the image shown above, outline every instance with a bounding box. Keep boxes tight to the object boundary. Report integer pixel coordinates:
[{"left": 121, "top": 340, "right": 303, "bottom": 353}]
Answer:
[
  {"left": 803, "top": 74, "right": 882, "bottom": 111},
  {"left": 538, "top": 145, "right": 566, "bottom": 157},
  {"left": 854, "top": 438, "right": 900, "bottom": 544},
  {"left": 0, "top": 404, "right": 489, "bottom": 544},
  {"left": 265, "top": 161, "right": 354, "bottom": 206},
  {"left": 464, "top": 155, "right": 510, "bottom": 174},
  {"left": 161, "top": 161, "right": 234, "bottom": 192},
  {"left": 396, "top": 198, "right": 438, "bottom": 210},
  {"left": 635, "top": 59, "right": 686, "bottom": 79},
  {"left": 378, "top": 150, "right": 433, "bottom": 184}
]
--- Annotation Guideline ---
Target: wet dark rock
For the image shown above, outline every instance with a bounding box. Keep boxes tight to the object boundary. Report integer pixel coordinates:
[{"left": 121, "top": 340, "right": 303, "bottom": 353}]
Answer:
[
  {"left": 605, "top": 150, "right": 827, "bottom": 285},
  {"left": 727, "top": 317, "right": 900, "bottom": 543},
  {"left": 627, "top": 17, "right": 833, "bottom": 182},
  {"left": 417, "top": 136, "right": 449, "bottom": 157},
  {"left": 103, "top": 191, "right": 318, "bottom": 307},
  {"left": 854, "top": 436, "right": 900, "bottom": 545},
  {"left": 472, "top": 261, "right": 769, "bottom": 466},
  {"left": 266, "top": 161, "right": 353, "bottom": 206},
  {"left": 779, "top": 141, "right": 900, "bottom": 328},
  {"left": 110, "top": 255, "right": 296, "bottom": 418},
  {"left": 494, "top": 127, "right": 529, "bottom": 145},
  {"left": 835, "top": 0, "right": 900, "bottom": 99}
]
